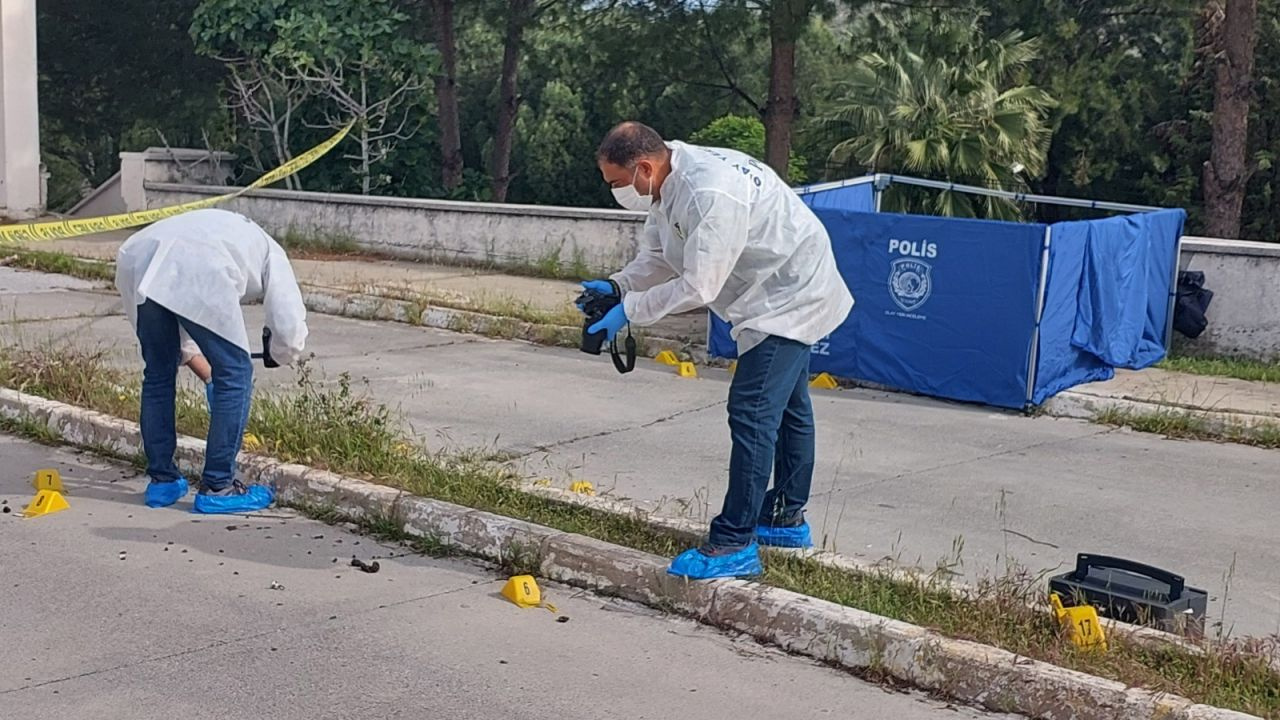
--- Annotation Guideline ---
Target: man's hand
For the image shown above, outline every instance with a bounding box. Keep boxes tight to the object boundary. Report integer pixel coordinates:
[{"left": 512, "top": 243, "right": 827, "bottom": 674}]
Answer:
[
  {"left": 577, "top": 279, "right": 618, "bottom": 311},
  {"left": 185, "top": 354, "right": 212, "bottom": 384},
  {"left": 587, "top": 303, "right": 629, "bottom": 342}
]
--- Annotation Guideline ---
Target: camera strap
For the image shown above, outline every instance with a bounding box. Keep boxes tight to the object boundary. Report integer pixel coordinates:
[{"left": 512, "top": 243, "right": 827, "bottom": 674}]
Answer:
[{"left": 610, "top": 325, "right": 636, "bottom": 374}]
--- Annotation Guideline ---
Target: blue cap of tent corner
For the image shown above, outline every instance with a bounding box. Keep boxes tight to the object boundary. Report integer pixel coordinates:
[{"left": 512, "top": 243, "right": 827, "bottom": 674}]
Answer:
[{"left": 706, "top": 177, "right": 1186, "bottom": 410}]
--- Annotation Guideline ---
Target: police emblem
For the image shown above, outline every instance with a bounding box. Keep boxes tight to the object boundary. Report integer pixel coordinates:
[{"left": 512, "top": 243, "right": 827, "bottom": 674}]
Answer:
[{"left": 889, "top": 258, "right": 932, "bottom": 312}]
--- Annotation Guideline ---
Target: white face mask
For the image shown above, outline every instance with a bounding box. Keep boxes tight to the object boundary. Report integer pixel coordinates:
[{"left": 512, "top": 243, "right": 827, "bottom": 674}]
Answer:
[{"left": 611, "top": 166, "right": 653, "bottom": 211}]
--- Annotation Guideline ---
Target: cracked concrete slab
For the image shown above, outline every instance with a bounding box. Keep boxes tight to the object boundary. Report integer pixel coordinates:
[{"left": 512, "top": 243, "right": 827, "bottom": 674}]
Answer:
[
  {"left": 0, "top": 291, "right": 122, "bottom": 323},
  {"left": 0, "top": 267, "right": 105, "bottom": 293},
  {"left": 0, "top": 433, "right": 1013, "bottom": 720}
]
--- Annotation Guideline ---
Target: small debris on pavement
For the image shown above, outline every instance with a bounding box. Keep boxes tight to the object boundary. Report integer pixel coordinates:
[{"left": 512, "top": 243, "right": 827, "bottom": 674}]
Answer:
[
  {"left": 350, "top": 557, "right": 380, "bottom": 574},
  {"left": 556, "top": 616, "right": 570, "bottom": 624},
  {"left": 226, "top": 525, "right": 239, "bottom": 531},
  {"left": 269, "top": 581, "right": 285, "bottom": 591}
]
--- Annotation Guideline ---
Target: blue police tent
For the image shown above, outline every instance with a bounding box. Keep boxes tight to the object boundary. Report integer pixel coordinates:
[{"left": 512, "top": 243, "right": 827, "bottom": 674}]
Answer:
[{"left": 707, "top": 175, "right": 1185, "bottom": 410}]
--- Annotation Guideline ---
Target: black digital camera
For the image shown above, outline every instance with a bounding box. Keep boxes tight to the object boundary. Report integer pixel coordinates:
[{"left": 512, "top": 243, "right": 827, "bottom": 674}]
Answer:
[
  {"left": 576, "top": 284, "right": 621, "bottom": 355},
  {"left": 574, "top": 281, "right": 635, "bottom": 374},
  {"left": 252, "top": 326, "right": 280, "bottom": 368}
]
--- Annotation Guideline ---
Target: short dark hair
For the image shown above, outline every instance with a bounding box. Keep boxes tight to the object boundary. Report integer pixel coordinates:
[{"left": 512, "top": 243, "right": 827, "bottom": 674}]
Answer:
[{"left": 596, "top": 121, "right": 668, "bottom": 167}]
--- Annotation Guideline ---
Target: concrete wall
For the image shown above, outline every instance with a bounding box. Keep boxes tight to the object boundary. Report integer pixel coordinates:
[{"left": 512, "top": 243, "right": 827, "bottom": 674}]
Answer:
[
  {"left": 1179, "top": 237, "right": 1280, "bottom": 361},
  {"left": 145, "top": 183, "right": 644, "bottom": 274},
  {"left": 131, "top": 160, "right": 1280, "bottom": 361},
  {"left": 69, "top": 149, "right": 235, "bottom": 219}
]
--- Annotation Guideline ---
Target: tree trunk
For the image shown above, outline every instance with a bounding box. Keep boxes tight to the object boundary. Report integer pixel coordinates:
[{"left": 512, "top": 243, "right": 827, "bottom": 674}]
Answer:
[
  {"left": 431, "top": 0, "right": 463, "bottom": 191},
  {"left": 1203, "top": 0, "right": 1258, "bottom": 239},
  {"left": 492, "top": 0, "right": 533, "bottom": 203},
  {"left": 360, "top": 72, "right": 371, "bottom": 195},
  {"left": 764, "top": 0, "right": 808, "bottom": 180}
]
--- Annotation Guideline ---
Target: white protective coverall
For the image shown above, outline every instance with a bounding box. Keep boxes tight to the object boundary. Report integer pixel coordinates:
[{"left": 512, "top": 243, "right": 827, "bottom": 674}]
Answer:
[
  {"left": 115, "top": 209, "right": 308, "bottom": 365},
  {"left": 611, "top": 142, "right": 854, "bottom": 354}
]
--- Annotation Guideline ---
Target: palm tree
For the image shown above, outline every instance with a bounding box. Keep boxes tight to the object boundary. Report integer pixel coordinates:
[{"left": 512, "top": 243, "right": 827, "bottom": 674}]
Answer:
[{"left": 819, "top": 14, "right": 1056, "bottom": 220}]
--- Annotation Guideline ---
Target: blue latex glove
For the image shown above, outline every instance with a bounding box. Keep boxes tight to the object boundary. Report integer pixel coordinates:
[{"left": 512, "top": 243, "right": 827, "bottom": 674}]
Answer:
[
  {"left": 580, "top": 279, "right": 617, "bottom": 296},
  {"left": 577, "top": 279, "right": 618, "bottom": 311},
  {"left": 587, "top": 303, "right": 628, "bottom": 342}
]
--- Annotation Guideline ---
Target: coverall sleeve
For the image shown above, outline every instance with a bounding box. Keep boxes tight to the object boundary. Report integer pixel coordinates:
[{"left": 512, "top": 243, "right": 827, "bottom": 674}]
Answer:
[
  {"left": 621, "top": 189, "right": 750, "bottom": 327},
  {"left": 610, "top": 214, "right": 676, "bottom": 293},
  {"left": 261, "top": 240, "right": 309, "bottom": 366},
  {"left": 114, "top": 252, "right": 140, "bottom": 336}
]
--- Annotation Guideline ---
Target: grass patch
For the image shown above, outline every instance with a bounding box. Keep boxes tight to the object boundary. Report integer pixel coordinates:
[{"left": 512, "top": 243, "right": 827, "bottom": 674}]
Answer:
[
  {"left": 489, "top": 244, "right": 600, "bottom": 282},
  {"left": 2, "top": 249, "right": 116, "bottom": 283},
  {"left": 363, "top": 285, "right": 583, "bottom": 329},
  {"left": 1160, "top": 354, "right": 1280, "bottom": 384},
  {"left": 1095, "top": 407, "right": 1280, "bottom": 449},
  {"left": 0, "top": 413, "right": 63, "bottom": 444},
  {"left": 277, "top": 226, "right": 362, "bottom": 257},
  {"left": 2, "top": 341, "right": 1279, "bottom": 717}
]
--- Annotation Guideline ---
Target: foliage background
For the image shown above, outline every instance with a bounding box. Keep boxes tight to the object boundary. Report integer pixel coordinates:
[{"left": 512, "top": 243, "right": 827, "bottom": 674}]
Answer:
[{"left": 35, "top": 0, "right": 1280, "bottom": 238}]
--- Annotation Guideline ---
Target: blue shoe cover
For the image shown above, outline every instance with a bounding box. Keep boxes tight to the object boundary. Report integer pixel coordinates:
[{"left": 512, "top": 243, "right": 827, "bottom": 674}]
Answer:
[
  {"left": 667, "top": 542, "right": 762, "bottom": 580},
  {"left": 192, "top": 484, "right": 275, "bottom": 514},
  {"left": 145, "top": 477, "right": 189, "bottom": 508},
  {"left": 756, "top": 521, "right": 813, "bottom": 549}
]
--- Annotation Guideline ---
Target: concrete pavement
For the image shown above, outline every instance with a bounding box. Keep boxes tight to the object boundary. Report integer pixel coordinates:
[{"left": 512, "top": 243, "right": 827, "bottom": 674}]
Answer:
[
  {"left": 2, "top": 266, "right": 1280, "bottom": 639},
  {"left": 0, "top": 432, "right": 1014, "bottom": 720}
]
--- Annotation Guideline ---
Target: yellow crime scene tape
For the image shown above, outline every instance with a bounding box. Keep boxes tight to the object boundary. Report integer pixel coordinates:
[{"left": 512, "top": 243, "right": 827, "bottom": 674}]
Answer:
[{"left": 0, "top": 122, "right": 354, "bottom": 245}]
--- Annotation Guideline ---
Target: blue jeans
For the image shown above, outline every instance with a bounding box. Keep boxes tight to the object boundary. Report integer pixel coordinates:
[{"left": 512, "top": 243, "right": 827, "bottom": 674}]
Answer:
[
  {"left": 708, "top": 336, "right": 816, "bottom": 549},
  {"left": 135, "top": 300, "right": 253, "bottom": 492}
]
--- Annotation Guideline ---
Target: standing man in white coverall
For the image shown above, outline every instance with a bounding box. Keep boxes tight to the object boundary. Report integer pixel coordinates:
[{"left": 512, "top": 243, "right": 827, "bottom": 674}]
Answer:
[
  {"left": 583, "top": 122, "right": 854, "bottom": 579},
  {"left": 115, "top": 208, "right": 308, "bottom": 514}
]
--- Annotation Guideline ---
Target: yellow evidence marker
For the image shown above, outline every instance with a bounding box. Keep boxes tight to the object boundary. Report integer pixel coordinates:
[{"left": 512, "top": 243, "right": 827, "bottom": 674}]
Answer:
[
  {"left": 654, "top": 350, "right": 680, "bottom": 366},
  {"left": 1050, "top": 593, "right": 1107, "bottom": 652}
]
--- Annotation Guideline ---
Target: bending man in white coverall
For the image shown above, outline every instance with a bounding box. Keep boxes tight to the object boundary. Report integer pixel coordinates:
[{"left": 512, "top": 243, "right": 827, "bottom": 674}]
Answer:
[
  {"left": 583, "top": 122, "right": 854, "bottom": 579},
  {"left": 115, "top": 209, "right": 308, "bottom": 514}
]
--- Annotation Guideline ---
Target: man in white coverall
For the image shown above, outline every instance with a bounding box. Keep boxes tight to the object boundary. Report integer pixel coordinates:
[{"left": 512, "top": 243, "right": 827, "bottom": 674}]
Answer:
[
  {"left": 582, "top": 122, "right": 854, "bottom": 579},
  {"left": 115, "top": 209, "right": 308, "bottom": 514}
]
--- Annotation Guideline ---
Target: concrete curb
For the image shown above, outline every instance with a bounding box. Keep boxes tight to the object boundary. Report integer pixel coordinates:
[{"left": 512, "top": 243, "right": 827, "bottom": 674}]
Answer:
[
  {"left": 513, "top": 474, "right": 1229, "bottom": 663},
  {"left": 298, "top": 285, "right": 705, "bottom": 361},
  {"left": 1048, "top": 390, "right": 1279, "bottom": 439},
  {"left": 0, "top": 388, "right": 1261, "bottom": 720}
]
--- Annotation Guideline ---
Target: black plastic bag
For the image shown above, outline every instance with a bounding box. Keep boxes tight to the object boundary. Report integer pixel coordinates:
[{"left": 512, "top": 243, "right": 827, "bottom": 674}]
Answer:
[{"left": 1173, "top": 271, "right": 1214, "bottom": 339}]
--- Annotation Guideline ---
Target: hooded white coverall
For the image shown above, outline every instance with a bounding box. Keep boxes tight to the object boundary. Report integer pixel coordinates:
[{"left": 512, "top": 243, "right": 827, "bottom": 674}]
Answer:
[
  {"left": 612, "top": 141, "right": 853, "bottom": 354},
  {"left": 115, "top": 208, "right": 308, "bottom": 491},
  {"left": 610, "top": 142, "right": 855, "bottom": 549}
]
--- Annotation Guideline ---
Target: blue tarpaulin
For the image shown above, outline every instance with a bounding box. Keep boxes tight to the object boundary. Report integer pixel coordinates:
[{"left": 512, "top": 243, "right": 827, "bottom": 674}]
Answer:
[
  {"left": 1030, "top": 209, "right": 1186, "bottom": 404},
  {"left": 707, "top": 188, "right": 1185, "bottom": 409}
]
